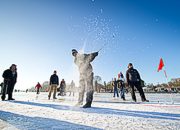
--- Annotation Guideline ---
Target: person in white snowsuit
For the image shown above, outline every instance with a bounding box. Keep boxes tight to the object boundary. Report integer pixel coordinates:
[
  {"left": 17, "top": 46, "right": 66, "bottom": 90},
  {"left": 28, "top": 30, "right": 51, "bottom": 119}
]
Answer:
[{"left": 72, "top": 49, "right": 98, "bottom": 108}]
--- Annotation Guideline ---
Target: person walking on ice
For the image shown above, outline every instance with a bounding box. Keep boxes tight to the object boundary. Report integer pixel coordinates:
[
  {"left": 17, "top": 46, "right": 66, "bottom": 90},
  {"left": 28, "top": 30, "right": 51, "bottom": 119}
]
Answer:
[{"left": 72, "top": 49, "right": 98, "bottom": 108}]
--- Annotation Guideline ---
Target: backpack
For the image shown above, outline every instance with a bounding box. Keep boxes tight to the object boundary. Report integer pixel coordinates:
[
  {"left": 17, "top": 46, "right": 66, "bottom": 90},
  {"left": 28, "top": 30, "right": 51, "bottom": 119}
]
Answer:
[{"left": 128, "top": 69, "right": 140, "bottom": 82}]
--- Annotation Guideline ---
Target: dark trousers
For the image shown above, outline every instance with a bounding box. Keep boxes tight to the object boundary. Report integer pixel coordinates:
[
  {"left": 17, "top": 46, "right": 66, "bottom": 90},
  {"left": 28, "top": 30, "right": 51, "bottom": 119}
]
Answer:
[
  {"left": 1, "top": 81, "right": 15, "bottom": 100},
  {"left": 1, "top": 83, "right": 7, "bottom": 100},
  {"left": 37, "top": 88, "right": 40, "bottom": 94},
  {"left": 129, "top": 82, "right": 146, "bottom": 102}
]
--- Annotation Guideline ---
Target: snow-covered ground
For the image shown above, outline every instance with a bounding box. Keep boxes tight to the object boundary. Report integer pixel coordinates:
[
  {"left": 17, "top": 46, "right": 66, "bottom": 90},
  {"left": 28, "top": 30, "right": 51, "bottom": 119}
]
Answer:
[{"left": 0, "top": 92, "right": 180, "bottom": 130}]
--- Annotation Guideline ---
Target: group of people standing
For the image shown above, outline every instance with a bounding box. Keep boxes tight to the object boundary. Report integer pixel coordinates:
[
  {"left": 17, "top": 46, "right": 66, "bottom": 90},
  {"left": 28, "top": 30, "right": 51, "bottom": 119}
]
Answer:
[
  {"left": 113, "top": 63, "right": 149, "bottom": 102},
  {"left": 1, "top": 49, "right": 148, "bottom": 108},
  {"left": 112, "top": 72, "right": 126, "bottom": 100},
  {"left": 45, "top": 70, "right": 75, "bottom": 100}
]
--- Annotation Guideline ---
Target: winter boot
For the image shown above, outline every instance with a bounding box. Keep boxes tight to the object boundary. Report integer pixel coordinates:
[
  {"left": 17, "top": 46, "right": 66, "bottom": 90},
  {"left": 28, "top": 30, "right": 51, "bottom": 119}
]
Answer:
[
  {"left": 122, "top": 97, "right": 126, "bottom": 101},
  {"left": 1, "top": 96, "right": 5, "bottom": 101},
  {"left": 142, "top": 99, "right": 149, "bottom": 102},
  {"left": 8, "top": 93, "right": 15, "bottom": 100},
  {"left": 8, "top": 98, "right": 15, "bottom": 100},
  {"left": 83, "top": 102, "right": 92, "bottom": 108}
]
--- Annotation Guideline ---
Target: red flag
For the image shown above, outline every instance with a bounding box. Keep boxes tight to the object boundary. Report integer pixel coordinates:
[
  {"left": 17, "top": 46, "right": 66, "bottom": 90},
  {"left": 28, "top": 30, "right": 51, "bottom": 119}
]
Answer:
[{"left": 157, "top": 58, "right": 164, "bottom": 72}]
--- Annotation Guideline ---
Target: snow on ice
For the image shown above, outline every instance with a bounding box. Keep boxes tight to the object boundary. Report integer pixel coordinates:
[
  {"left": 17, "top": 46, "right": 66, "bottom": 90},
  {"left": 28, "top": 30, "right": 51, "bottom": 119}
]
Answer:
[{"left": 0, "top": 92, "right": 180, "bottom": 130}]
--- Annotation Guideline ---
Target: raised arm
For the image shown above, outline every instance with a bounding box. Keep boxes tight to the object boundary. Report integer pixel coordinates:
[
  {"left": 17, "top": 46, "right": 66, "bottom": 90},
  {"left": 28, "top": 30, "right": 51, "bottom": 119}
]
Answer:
[{"left": 87, "top": 52, "right": 98, "bottom": 62}]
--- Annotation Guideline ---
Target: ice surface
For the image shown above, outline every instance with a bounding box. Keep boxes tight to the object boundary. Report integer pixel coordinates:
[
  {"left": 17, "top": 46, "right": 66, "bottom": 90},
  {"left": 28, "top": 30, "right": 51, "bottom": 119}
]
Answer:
[{"left": 0, "top": 92, "right": 180, "bottom": 130}]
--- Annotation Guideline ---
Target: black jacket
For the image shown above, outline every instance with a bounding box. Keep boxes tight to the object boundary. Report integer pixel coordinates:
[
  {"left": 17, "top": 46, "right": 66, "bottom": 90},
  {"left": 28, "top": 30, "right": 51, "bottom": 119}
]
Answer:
[
  {"left": 50, "top": 74, "right": 59, "bottom": 85},
  {"left": 126, "top": 67, "right": 141, "bottom": 84},
  {"left": 2, "top": 69, "right": 17, "bottom": 84},
  {"left": 112, "top": 80, "right": 120, "bottom": 88}
]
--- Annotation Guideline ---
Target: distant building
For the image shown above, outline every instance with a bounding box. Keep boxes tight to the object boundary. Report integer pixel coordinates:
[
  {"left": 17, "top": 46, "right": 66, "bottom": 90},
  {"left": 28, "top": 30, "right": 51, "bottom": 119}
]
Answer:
[{"left": 171, "top": 78, "right": 180, "bottom": 83}]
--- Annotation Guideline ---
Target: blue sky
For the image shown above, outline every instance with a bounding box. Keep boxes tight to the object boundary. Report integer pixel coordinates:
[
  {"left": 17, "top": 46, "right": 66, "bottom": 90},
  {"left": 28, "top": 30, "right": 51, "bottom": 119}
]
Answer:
[{"left": 0, "top": 0, "right": 179, "bottom": 90}]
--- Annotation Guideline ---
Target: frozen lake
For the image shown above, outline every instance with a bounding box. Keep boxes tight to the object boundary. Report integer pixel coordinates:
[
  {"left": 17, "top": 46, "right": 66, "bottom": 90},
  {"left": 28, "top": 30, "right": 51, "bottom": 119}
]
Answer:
[{"left": 0, "top": 92, "right": 180, "bottom": 130}]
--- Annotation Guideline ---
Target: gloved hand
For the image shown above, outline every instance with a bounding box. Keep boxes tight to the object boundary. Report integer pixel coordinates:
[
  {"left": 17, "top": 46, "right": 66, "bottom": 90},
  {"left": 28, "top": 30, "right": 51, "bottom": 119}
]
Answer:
[{"left": 95, "top": 52, "right": 98, "bottom": 56}]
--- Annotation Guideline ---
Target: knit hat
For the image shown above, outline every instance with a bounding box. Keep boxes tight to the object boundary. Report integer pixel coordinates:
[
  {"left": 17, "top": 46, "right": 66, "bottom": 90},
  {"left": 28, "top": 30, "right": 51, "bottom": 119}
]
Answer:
[
  {"left": 72, "top": 49, "right": 78, "bottom": 55},
  {"left": 128, "top": 63, "right": 133, "bottom": 68}
]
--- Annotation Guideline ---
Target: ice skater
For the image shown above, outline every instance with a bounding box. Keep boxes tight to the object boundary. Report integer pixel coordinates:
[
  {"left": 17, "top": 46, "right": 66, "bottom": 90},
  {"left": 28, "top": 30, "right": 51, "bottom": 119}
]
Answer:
[
  {"left": 35, "top": 82, "right": 42, "bottom": 94},
  {"left": 72, "top": 49, "right": 98, "bottom": 108}
]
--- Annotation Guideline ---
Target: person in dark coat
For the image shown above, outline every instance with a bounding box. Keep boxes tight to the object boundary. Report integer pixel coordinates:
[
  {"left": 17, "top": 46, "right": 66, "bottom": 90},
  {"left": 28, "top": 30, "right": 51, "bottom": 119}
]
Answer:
[
  {"left": 1, "top": 64, "right": 17, "bottom": 101},
  {"left": 72, "top": 49, "right": 98, "bottom": 108},
  {"left": 126, "top": 63, "right": 148, "bottom": 102},
  {"left": 58, "top": 79, "right": 66, "bottom": 96},
  {"left": 48, "top": 70, "right": 59, "bottom": 100},
  {"left": 112, "top": 78, "right": 119, "bottom": 97}
]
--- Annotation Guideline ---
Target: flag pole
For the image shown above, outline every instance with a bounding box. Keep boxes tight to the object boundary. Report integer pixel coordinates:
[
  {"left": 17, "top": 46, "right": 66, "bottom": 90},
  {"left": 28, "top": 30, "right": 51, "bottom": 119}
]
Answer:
[
  {"left": 157, "top": 58, "right": 173, "bottom": 104},
  {"left": 163, "top": 69, "right": 174, "bottom": 104}
]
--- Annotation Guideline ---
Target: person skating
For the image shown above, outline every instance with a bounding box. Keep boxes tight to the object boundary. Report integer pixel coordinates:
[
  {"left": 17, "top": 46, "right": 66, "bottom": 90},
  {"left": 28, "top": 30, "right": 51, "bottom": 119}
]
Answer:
[
  {"left": 126, "top": 63, "right": 149, "bottom": 102},
  {"left": 1, "top": 64, "right": 17, "bottom": 101},
  {"left": 35, "top": 82, "right": 42, "bottom": 94},
  {"left": 72, "top": 49, "right": 98, "bottom": 108},
  {"left": 48, "top": 70, "right": 59, "bottom": 100}
]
